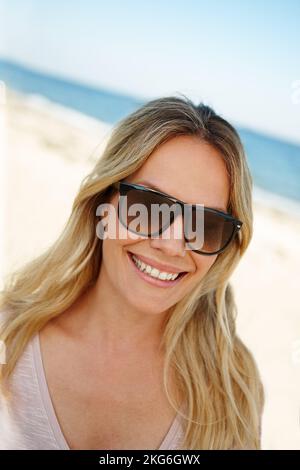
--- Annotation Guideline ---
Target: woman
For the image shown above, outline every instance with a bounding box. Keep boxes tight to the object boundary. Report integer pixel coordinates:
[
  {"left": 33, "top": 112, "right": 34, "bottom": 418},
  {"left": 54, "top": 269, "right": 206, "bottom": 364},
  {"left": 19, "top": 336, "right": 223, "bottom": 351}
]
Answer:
[{"left": 0, "top": 95, "right": 264, "bottom": 450}]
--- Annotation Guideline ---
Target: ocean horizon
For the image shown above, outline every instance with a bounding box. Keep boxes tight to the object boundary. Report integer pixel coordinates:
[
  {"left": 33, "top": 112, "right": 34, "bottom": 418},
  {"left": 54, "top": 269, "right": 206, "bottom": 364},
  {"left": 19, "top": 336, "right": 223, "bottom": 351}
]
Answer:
[{"left": 1, "top": 59, "right": 300, "bottom": 216}]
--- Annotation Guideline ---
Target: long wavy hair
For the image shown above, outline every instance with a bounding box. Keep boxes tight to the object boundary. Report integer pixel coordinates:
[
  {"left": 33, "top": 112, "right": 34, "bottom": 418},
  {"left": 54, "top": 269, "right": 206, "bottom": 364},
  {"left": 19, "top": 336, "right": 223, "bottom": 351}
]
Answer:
[{"left": 0, "top": 94, "right": 264, "bottom": 449}]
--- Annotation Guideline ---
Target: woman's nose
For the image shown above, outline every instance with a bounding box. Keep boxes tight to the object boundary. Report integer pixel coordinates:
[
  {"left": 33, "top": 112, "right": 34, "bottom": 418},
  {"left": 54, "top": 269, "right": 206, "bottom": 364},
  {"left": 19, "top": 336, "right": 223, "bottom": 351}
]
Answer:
[{"left": 149, "top": 214, "right": 186, "bottom": 257}]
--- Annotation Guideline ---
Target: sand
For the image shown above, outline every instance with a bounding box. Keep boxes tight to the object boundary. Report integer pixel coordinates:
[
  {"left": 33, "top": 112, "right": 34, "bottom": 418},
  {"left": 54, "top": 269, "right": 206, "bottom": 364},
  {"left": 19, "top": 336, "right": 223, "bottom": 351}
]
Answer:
[{"left": 1, "top": 87, "right": 299, "bottom": 449}]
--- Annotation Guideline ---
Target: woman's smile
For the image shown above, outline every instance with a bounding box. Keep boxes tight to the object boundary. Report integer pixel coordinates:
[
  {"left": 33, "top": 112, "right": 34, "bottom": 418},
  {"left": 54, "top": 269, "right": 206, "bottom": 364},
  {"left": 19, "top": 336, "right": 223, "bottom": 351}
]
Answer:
[{"left": 126, "top": 250, "right": 189, "bottom": 288}]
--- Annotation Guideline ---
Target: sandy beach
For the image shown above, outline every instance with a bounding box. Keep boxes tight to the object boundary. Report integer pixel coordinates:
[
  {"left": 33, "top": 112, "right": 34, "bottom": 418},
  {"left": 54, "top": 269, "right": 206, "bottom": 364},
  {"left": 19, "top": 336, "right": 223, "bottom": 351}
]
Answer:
[{"left": 1, "top": 87, "right": 300, "bottom": 449}]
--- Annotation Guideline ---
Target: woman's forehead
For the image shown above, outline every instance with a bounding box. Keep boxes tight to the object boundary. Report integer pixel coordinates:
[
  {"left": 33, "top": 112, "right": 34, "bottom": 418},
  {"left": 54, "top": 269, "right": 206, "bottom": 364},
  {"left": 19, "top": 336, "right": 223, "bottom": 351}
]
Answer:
[{"left": 127, "top": 136, "right": 230, "bottom": 210}]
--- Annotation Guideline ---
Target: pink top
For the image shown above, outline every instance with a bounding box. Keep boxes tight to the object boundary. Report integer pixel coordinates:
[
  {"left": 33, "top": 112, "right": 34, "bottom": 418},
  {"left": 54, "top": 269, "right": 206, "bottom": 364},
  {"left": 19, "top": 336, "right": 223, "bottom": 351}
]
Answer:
[{"left": 0, "top": 315, "right": 184, "bottom": 450}]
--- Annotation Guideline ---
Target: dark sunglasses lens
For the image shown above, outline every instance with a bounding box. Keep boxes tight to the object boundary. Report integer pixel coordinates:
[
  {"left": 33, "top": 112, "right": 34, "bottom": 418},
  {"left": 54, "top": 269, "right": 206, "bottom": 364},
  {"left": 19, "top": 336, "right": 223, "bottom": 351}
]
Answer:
[
  {"left": 185, "top": 208, "right": 235, "bottom": 253},
  {"left": 119, "top": 188, "right": 175, "bottom": 236},
  {"left": 119, "top": 186, "right": 236, "bottom": 254}
]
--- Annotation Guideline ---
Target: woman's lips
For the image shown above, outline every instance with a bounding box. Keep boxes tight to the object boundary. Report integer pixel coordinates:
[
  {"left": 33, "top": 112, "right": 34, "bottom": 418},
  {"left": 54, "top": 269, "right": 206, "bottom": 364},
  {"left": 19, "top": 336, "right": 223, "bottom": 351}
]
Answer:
[
  {"left": 127, "top": 251, "right": 188, "bottom": 288},
  {"left": 128, "top": 251, "right": 186, "bottom": 274}
]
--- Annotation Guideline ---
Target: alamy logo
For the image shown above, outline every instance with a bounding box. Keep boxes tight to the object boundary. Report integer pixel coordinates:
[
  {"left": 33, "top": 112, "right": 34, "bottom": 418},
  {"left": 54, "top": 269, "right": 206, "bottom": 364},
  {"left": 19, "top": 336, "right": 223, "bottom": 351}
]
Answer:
[{"left": 95, "top": 197, "right": 205, "bottom": 250}]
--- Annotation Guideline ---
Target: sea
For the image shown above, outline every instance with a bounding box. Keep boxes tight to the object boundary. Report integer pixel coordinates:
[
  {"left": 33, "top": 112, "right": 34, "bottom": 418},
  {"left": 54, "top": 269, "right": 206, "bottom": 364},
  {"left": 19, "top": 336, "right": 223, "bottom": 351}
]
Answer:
[{"left": 1, "top": 59, "right": 299, "bottom": 217}]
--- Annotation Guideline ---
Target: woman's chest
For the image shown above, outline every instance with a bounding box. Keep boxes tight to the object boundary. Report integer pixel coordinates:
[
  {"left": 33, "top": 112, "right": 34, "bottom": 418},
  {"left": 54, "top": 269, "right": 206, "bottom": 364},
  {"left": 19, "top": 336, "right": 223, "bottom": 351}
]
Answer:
[{"left": 40, "top": 332, "right": 179, "bottom": 449}]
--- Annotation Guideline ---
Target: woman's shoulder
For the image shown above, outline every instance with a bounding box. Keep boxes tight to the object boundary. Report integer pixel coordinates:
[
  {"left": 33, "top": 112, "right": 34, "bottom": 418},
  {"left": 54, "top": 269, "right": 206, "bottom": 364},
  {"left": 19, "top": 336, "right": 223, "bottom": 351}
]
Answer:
[{"left": 0, "top": 308, "right": 36, "bottom": 375}]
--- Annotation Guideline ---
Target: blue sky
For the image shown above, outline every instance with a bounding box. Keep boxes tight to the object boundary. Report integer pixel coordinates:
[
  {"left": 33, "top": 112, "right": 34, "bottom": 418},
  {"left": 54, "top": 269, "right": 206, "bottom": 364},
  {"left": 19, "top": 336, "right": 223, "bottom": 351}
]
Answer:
[{"left": 0, "top": 0, "right": 300, "bottom": 143}]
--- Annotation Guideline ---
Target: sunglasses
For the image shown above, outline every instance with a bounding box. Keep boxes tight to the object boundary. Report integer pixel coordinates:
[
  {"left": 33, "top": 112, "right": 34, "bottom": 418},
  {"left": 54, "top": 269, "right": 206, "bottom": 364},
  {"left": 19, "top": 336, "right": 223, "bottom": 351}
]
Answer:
[{"left": 112, "top": 181, "right": 243, "bottom": 256}]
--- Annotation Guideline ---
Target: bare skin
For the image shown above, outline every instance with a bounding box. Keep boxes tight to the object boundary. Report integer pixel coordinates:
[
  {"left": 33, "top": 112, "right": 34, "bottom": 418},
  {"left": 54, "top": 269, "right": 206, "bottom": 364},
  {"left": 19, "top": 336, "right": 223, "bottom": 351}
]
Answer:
[{"left": 39, "top": 134, "right": 230, "bottom": 449}]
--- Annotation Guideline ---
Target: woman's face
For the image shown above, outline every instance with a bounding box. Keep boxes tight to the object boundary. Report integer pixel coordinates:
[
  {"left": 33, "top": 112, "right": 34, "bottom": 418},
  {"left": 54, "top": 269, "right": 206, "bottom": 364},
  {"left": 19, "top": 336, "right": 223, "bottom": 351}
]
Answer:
[{"left": 100, "top": 134, "right": 230, "bottom": 315}]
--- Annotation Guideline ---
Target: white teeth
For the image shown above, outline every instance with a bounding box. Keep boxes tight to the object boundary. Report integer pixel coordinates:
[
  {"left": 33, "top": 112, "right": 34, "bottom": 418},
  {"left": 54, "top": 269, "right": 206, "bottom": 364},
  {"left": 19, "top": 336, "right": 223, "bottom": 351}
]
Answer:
[
  {"left": 158, "top": 272, "right": 168, "bottom": 280},
  {"left": 131, "top": 254, "right": 180, "bottom": 281},
  {"left": 150, "top": 268, "right": 159, "bottom": 278}
]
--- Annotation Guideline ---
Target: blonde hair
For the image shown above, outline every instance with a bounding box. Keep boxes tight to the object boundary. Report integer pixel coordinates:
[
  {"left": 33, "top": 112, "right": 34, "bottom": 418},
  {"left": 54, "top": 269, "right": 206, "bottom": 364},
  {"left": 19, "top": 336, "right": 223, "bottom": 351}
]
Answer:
[{"left": 0, "top": 94, "right": 264, "bottom": 449}]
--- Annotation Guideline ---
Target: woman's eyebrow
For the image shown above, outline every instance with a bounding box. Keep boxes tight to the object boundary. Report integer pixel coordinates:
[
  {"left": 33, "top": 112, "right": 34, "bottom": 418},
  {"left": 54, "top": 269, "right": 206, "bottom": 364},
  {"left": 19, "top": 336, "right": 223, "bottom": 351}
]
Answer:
[{"left": 134, "top": 180, "right": 227, "bottom": 212}]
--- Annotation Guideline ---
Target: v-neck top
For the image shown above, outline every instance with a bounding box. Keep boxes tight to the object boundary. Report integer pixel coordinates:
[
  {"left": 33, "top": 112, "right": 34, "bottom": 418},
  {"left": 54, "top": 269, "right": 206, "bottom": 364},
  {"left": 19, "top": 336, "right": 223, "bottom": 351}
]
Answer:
[{"left": 0, "top": 321, "right": 184, "bottom": 450}]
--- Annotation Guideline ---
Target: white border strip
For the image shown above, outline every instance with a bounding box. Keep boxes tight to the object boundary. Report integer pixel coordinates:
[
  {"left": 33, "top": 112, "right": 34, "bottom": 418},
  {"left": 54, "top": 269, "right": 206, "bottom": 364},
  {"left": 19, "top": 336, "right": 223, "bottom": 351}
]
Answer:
[{"left": 0, "top": 81, "right": 7, "bottom": 290}]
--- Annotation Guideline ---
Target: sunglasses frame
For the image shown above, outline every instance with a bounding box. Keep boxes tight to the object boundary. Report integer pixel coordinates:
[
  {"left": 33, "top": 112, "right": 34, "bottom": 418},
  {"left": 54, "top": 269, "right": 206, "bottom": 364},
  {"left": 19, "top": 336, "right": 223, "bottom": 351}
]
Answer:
[{"left": 112, "top": 181, "right": 243, "bottom": 256}]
